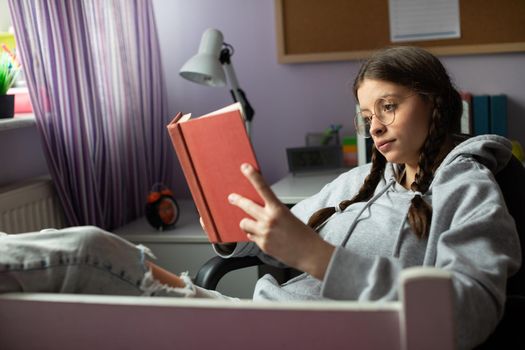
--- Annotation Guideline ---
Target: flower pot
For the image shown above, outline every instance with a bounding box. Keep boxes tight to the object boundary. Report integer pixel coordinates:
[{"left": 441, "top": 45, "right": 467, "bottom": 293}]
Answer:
[{"left": 0, "top": 94, "right": 15, "bottom": 119}]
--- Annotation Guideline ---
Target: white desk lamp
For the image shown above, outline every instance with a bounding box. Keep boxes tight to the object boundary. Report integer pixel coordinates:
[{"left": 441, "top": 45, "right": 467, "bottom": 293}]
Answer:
[{"left": 180, "top": 28, "right": 255, "bottom": 136}]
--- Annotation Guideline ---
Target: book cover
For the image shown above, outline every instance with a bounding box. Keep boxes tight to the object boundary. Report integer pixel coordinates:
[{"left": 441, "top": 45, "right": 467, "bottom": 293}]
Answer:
[
  {"left": 166, "top": 103, "right": 263, "bottom": 243},
  {"left": 490, "top": 94, "right": 508, "bottom": 137},
  {"left": 459, "top": 91, "right": 473, "bottom": 135},
  {"left": 472, "top": 95, "right": 490, "bottom": 136}
]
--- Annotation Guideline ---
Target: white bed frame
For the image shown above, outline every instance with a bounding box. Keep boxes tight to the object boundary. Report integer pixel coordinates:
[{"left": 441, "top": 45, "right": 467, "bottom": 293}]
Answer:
[{"left": 0, "top": 267, "right": 455, "bottom": 350}]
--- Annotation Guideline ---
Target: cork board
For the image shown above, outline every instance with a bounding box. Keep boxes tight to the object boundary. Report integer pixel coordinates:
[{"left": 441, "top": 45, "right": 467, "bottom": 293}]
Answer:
[{"left": 275, "top": 0, "right": 525, "bottom": 63}]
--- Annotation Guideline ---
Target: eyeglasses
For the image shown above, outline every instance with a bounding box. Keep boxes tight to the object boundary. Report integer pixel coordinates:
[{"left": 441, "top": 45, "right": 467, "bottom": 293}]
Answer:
[
  {"left": 354, "top": 98, "right": 397, "bottom": 138},
  {"left": 354, "top": 95, "right": 414, "bottom": 138}
]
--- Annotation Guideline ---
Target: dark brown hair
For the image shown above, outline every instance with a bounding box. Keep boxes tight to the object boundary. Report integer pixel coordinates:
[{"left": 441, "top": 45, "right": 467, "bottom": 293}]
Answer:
[{"left": 307, "top": 46, "right": 463, "bottom": 238}]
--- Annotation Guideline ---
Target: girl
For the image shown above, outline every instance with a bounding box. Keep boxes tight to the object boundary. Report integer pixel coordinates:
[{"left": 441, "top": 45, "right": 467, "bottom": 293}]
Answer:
[{"left": 0, "top": 47, "right": 520, "bottom": 349}]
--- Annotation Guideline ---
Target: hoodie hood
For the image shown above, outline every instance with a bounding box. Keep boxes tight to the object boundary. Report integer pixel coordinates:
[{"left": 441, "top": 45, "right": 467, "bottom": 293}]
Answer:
[{"left": 438, "top": 134, "right": 513, "bottom": 174}]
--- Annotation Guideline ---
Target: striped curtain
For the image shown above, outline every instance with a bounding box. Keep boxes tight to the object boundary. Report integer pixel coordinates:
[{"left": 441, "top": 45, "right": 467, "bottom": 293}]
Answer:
[{"left": 8, "top": 0, "right": 175, "bottom": 230}]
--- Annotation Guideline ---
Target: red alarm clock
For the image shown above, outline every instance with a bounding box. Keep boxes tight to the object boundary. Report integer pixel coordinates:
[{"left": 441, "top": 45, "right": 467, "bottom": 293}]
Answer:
[{"left": 145, "top": 184, "right": 180, "bottom": 231}]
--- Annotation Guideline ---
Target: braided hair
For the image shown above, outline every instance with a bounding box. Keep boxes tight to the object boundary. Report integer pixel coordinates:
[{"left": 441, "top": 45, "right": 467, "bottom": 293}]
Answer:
[{"left": 307, "top": 46, "right": 463, "bottom": 238}]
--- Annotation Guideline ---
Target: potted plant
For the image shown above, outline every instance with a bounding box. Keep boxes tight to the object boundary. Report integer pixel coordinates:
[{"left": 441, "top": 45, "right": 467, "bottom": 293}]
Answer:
[{"left": 0, "top": 48, "right": 20, "bottom": 119}]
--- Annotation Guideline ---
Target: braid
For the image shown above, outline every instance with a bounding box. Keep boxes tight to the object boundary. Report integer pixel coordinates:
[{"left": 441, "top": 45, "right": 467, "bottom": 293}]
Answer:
[
  {"left": 307, "top": 147, "right": 386, "bottom": 230},
  {"left": 407, "top": 97, "right": 449, "bottom": 237}
]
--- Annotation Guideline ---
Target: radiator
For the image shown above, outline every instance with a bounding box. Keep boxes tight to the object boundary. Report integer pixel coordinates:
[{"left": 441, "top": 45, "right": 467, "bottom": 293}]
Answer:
[{"left": 0, "top": 176, "right": 67, "bottom": 234}]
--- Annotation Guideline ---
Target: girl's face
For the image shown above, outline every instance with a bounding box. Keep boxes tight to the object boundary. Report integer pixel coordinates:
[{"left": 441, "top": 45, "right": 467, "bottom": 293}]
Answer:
[{"left": 356, "top": 79, "right": 433, "bottom": 167}]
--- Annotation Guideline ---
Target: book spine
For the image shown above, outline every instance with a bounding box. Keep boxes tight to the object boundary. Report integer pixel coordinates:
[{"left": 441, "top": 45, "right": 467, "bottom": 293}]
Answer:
[
  {"left": 490, "top": 94, "right": 508, "bottom": 137},
  {"left": 357, "top": 132, "right": 367, "bottom": 166},
  {"left": 459, "top": 92, "right": 473, "bottom": 135},
  {"left": 356, "top": 134, "right": 374, "bottom": 164},
  {"left": 166, "top": 123, "right": 221, "bottom": 243},
  {"left": 342, "top": 136, "right": 357, "bottom": 167},
  {"left": 365, "top": 138, "right": 373, "bottom": 163},
  {"left": 356, "top": 105, "right": 372, "bottom": 165},
  {"left": 472, "top": 95, "right": 490, "bottom": 136}
]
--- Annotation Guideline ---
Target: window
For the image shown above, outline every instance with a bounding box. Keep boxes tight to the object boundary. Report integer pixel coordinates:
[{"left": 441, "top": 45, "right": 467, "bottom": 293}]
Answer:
[
  {"left": 0, "top": 0, "right": 12, "bottom": 32},
  {"left": 0, "top": 0, "right": 34, "bottom": 128}
]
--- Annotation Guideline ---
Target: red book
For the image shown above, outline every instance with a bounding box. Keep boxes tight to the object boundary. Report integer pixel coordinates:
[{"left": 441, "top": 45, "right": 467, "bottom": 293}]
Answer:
[{"left": 166, "top": 103, "right": 262, "bottom": 243}]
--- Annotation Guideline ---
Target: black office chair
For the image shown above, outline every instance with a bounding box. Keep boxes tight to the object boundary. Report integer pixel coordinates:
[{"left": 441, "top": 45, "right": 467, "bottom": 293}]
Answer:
[
  {"left": 475, "top": 155, "right": 525, "bottom": 349},
  {"left": 195, "top": 155, "right": 525, "bottom": 347}
]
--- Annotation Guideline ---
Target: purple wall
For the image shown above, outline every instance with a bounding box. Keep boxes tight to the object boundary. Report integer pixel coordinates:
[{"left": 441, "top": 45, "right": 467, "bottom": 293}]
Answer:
[{"left": 153, "top": 0, "right": 525, "bottom": 199}]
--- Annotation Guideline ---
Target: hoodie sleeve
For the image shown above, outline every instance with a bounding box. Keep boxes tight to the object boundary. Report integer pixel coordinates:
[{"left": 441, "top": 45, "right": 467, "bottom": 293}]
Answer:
[
  {"left": 430, "top": 158, "right": 521, "bottom": 348},
  {"left": 321, "top": 158, "right": 521, "bottom": 349}
]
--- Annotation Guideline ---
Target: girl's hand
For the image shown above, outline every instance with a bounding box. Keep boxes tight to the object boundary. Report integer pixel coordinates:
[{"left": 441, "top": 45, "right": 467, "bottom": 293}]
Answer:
[{"left": 228, "top": 163, "right": 334, "bottom": 280}]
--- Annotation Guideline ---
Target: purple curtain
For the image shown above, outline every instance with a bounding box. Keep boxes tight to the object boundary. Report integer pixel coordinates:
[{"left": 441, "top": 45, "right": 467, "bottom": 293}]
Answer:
[{"left": 8, "top": 0, "right": 175, "bottom": 230}]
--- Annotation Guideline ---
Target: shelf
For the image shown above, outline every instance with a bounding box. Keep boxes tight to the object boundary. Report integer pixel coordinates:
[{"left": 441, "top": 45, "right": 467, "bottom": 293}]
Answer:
[
  {"left": 114, "top": 199, "right": 209, "bottom": 244},
  {"left": 0, "top": 114, "right": 36, "bottom": 131}
]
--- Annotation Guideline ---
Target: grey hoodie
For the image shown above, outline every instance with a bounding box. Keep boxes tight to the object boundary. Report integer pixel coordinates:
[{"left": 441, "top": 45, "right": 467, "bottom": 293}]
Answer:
[{"left": 214, "top": 135, "right": 521, "bottom": 349}]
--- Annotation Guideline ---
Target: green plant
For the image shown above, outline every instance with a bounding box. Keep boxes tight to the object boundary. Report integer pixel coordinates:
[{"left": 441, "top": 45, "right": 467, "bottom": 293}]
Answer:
[{"left": 0, "top": 51, "right": 19, "bottom": 95}]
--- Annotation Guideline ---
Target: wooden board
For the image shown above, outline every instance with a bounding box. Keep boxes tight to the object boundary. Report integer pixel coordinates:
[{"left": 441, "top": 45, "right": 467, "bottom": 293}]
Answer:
[{"left": 275, "top": 0, "right": 525, "bottom": 63}]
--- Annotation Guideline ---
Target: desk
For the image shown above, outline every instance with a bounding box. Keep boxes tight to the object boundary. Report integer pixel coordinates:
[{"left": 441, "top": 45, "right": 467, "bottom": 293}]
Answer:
[
  {"left": 270, "top": 169, "right": 349, "bottom": 205},
  {"left": 115, "top": 200, "right": 207, "bottom": 244}
]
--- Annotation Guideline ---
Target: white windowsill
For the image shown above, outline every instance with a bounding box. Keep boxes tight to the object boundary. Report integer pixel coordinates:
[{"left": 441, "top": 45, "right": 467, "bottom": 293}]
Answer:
[{"left": 0, "top": 114, "right": 36, "bottom": 131}]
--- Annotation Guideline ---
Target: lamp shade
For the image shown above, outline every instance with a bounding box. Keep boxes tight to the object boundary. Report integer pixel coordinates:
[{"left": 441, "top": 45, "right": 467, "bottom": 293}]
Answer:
[{"left": 179, "top": 28, "right": 226, "bottom": 87}]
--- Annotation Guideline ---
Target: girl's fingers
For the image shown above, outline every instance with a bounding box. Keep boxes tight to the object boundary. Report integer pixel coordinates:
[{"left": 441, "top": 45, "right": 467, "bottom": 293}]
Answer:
[
  {"left": 240, "top": 163, "right": 279, "bottom": 205},
  {"left": 228, "top": 193, "right": 263, "bottom": 219},
  {"left": 239, "top": 217, "right": 259, "bottom": 235}
]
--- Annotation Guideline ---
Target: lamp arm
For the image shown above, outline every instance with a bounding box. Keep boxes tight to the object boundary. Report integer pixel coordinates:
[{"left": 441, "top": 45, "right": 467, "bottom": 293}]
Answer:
[
  {"left": 220, "top": 50, "right": 255, "bottom": 137},
  {"left": 222, "top": 62, "right": 243, "bottom": 105}
]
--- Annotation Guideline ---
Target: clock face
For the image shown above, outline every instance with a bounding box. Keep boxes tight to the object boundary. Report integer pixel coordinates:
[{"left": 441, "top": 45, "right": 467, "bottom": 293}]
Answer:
[
  {"left": 286, "top": 146, "right": 343, "bottom": 173},
  {"left": 158, "top": 197, "right": 179, "bottom": 226},
  {"left": 146, "top": 195, "right": 180, "bottom": 230}
]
